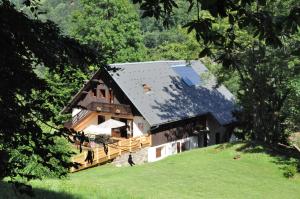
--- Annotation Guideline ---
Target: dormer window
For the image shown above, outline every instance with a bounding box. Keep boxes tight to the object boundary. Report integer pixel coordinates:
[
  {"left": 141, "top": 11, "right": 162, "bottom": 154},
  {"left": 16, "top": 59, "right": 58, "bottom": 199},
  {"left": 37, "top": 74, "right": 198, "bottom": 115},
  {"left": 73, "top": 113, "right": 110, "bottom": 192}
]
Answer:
[
  {"left": 109, "top": 89, "right": 114, "bottom": 103},
  {"left": 100, "top": 89, "right": 106, "bottom": 98},
  {"left": 91, "top": 87, "right": 97, "bottom": 96},
  {"left": 143, "top": 84, "right": 151, "bottom": 93}
]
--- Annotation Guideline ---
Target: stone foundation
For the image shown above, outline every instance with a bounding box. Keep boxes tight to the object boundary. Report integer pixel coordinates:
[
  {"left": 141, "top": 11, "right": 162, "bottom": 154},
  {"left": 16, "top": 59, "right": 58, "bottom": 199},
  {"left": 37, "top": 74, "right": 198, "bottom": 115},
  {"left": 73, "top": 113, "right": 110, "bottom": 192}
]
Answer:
[{"left": 112, "top": 147, "right": 149, "bottom": 167}]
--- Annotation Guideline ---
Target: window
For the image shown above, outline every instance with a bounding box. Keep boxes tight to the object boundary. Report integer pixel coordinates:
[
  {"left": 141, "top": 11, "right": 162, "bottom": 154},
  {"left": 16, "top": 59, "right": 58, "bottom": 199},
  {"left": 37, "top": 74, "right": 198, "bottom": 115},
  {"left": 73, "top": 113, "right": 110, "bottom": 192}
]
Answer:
[
  {"left": 215, "top": 133, "right": 220, "bottom": 144},
  {"left": 177, "top": 142, "right": 181, "bottom": 153},
  {"left": 109, "top": 89, "right": 113, "bottom": 103},
  {"left": 97, "top": 115, "right": 105, "bottom": 124},
  {"left": 181, "top": 142, "right": 186, "bottom": 152},
  {"left": 181, "top": 141, "right": 190, "bottom": 152},
  {"left": 171, "top": 65, "right": 201, "bottom": 87},
  {"left": 100, "top": 89, "right": 106, "bottom": 98},
  {"left": 156, "top": 147, "right": 163, "bottom": 158},
  {"left": 92, "top": 87, "right": 97, "bottom": 96}
]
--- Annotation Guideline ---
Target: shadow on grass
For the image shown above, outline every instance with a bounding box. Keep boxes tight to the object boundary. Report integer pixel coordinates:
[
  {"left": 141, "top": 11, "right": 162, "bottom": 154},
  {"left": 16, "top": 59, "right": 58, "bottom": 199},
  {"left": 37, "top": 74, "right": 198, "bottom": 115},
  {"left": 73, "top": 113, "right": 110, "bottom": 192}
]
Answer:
[
  {"left": 0, "top": 181, "right": 79, "bottom": 199},
  {"left": 215, "top": 141, "right": 300, "bottom": 177},
  {"left": 214, "top": 141, "right": 242, "bottom": 150}
]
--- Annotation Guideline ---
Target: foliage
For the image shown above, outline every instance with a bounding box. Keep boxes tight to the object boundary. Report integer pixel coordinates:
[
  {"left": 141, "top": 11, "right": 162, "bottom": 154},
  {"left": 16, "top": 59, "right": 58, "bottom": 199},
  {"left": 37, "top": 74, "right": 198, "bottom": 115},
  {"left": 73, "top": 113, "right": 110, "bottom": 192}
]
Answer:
[
  {"left": 0, "top": 0, "right": 99, "bottom": 186},
  {"left": 40, "top": 66, "right": 90, "bottom": 125},
  {"left": 38, "top": 0, "right": 80, "bottom": 34},
  {"left": 147, "top": 27, "right": 202, "bottom": 61},
  {"left": 16, "top": 137, "right": 73, "bottom": 179},
  {"left": 143, "top": 29, "right": 186, "bottom": 49},
  {"left": 283, "top": 77, "right": 300, "bottom": 133},
  {"left": 283, "top": 158, "right": 298, "bottom": 178},
  {"left": 69, "top": 0, "right": 147, "bottom": 63},
  {"left": 134, "top": 0, "right": 300, "bottom": 50},
  {"left": 233, "top": 43, "right": 300, "bottom": 144},
  {"left": 134, "top": 0, "right": 300, "bottom": 144},
  {"left": 283, "top": 164, "right": 298, "bottom": 178},
  {"left": 201, "top": 57, "right": 240, "bottom": 97}
]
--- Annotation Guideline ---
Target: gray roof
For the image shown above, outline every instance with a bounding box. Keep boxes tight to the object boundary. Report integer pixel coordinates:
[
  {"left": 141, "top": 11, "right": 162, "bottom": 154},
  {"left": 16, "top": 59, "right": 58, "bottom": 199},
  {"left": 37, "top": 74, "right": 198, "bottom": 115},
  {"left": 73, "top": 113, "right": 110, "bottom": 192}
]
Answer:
[{"left": 108, "top": 60, "right": 236, "bottom": 127}]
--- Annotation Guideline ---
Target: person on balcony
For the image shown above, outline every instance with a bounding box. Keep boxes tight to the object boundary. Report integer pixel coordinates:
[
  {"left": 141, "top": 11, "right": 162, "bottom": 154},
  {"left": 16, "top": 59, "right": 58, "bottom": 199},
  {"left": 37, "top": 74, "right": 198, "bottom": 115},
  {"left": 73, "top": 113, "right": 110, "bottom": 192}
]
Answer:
[
  {"left": 85, "top": 148, "right": 94, "bottom": 165},
  {"left": 79, "top": 132, "right": 86, "bottom": 153}
]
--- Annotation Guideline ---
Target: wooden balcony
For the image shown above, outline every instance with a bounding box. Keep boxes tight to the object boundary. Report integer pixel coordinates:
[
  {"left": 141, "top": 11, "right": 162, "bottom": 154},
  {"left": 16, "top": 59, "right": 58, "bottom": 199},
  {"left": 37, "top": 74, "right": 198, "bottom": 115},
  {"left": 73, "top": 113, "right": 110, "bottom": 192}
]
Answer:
[
  {"left": 72, "top": 109, "right": 92, "bottom": 126},
  {"left": 78, "top": 95, "right": 109, "bottom": 108},
  {"left": 86, "top": 102, "right": 132, "bottom": 116},
  {"left": 66, "top": 102, "right": 132, "bottom": 129},
  {"left": 70, "top": 135, "right": 151, "bottom": 172}
]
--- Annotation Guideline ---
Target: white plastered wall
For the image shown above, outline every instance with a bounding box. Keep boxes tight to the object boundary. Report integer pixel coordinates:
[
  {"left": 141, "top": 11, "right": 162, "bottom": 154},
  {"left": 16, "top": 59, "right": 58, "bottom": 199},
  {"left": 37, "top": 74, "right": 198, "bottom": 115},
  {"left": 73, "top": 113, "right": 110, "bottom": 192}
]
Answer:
[
  {"left": 148, "top": 136, "right": 198, "bottom": 162},
  {"left": 72, "top": 108, "right": 81, "bottom": 117},
  {"left": 206, "top": 115, "right": 226, "bottom": 146},
  {"left": 132, "top": 116, "right": 150, "bottom": 137}
]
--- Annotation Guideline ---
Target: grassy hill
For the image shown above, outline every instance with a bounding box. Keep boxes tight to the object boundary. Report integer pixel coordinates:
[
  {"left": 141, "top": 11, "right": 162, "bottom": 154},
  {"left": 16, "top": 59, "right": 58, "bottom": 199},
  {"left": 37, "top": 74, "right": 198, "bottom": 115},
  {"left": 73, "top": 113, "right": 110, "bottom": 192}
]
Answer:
[{"left": 2, "top": 142, "right": 300, "bottom": 199}]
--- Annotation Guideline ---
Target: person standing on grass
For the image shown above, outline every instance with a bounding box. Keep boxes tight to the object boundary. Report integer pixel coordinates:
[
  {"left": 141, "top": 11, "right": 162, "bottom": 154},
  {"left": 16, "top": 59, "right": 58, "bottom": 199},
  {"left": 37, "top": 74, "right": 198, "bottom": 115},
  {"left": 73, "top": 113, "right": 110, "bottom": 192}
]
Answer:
[{"left": 128, "top": 153, "right": 135, "bottom": 166}]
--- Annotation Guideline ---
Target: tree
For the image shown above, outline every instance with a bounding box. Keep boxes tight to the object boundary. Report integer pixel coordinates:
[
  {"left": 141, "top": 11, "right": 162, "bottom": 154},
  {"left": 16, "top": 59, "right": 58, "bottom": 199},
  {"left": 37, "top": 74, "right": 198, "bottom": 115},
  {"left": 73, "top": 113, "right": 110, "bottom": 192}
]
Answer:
[
  {"left": 233, "top": 43, "right": 300, "bottom": 144},
  {"left": 38, "top": 0, "right": 81, "bottom": 33},
  {"left": 133, "top": 0, "right": 300, "bottom": 144},
  {"left": 68, "top": 0, "right": 147, "bottom": 63},
  {"left": 146, "top": 27, "right": 200, "bottom": 60},
  {"left": 0, "top": 0, "right": 100, "bottom": 189}
]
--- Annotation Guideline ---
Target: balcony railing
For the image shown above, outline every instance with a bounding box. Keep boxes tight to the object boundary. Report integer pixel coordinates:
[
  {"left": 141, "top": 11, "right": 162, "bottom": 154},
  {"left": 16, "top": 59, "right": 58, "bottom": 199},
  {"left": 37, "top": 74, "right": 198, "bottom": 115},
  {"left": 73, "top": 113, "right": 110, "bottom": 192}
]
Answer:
[
  {"left": 86, "top": 102, "right": 132, "bottom": 116},
  {"left": 70, "top": 134, "right": 151, "bottom": 172},
  {"left": 72, "top": 109, "right": 91, "bottom": 126},
  {"left": 68, "top": 102, "right": 132, "bottom": 129}
]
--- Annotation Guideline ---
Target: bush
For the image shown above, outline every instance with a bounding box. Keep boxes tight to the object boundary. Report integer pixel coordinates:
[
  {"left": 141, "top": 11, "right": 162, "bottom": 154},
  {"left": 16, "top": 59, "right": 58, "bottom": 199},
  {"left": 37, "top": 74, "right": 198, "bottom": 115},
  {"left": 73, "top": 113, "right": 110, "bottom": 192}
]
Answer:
[{"left": 283, "top": 164, "right": 297, "bottom": 178}]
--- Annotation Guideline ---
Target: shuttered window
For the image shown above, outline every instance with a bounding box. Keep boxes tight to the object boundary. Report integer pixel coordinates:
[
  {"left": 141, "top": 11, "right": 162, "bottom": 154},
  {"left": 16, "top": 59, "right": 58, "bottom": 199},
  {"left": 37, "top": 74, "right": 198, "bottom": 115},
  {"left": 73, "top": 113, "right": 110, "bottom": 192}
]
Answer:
[{"left": 156, "top": 147, "right": 163, "bottom": 158}]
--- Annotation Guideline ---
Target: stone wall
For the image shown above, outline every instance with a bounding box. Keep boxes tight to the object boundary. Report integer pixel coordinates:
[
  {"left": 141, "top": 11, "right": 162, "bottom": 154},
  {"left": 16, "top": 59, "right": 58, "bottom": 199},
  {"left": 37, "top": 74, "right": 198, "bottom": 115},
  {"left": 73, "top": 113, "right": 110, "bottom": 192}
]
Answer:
[{"left": 112, "top": 147, "right": 149, "bottom": 167}]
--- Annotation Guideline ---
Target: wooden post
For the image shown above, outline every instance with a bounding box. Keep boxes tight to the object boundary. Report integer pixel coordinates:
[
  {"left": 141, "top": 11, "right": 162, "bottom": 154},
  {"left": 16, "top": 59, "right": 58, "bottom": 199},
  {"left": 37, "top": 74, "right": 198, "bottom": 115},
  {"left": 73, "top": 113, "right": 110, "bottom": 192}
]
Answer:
[
  {"left": 139, "top": 137, "right": 142, "bottom": 149},
  {"left": 71, "top": 157, "right": 74, "bottom": 172},
  {"left": 108, "top": 146, "right": 111, "bottom": 159},
  {"left": 96, "top": 147, "right": 99, "bottom": 163},
  {"left": 84, "top": 151, "right": 87, "bottom": 167},
  {"left": 119, "top": 141, "right": 122, "bottom": 156}
]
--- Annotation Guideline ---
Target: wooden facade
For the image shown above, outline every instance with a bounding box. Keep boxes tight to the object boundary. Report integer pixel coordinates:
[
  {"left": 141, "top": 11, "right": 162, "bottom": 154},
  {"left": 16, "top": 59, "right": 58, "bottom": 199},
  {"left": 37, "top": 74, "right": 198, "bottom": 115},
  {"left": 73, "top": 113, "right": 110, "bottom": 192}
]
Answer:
[
  {"left": 151, "top": 115, "right": 207, "bottom": 146},
  {"left": 65, "top": 70, "right": 137, "bottom": 130}
]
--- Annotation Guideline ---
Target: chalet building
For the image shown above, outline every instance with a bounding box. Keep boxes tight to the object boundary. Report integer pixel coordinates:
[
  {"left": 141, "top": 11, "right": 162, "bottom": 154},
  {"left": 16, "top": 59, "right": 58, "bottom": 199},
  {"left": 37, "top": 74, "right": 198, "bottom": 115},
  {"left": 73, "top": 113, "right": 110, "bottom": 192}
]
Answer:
[{"left": 63, "top": 60, "right": 236, "bottom": 163}]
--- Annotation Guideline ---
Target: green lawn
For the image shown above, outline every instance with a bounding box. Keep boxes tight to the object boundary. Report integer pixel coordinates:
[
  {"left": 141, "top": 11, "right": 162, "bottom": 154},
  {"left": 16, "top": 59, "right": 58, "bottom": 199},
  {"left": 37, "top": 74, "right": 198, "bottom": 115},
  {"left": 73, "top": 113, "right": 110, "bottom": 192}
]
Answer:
[{"left": 2, "top": 142, "right": 300, "bottom": 199}]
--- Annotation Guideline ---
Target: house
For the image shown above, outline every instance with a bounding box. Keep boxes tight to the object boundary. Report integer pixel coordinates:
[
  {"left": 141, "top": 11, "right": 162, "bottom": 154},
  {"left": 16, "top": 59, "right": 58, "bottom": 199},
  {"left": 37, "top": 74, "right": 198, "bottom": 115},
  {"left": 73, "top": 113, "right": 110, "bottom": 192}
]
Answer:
[{"left": 62, "top": 60, "right": 236, "bottom": 163}]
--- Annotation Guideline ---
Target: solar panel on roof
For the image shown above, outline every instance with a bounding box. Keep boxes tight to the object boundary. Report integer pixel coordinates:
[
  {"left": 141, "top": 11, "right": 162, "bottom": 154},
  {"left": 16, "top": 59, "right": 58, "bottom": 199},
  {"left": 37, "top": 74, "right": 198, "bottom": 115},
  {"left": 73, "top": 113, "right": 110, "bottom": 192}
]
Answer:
[{"left": 171, "top": 65, "right": 201, "bottom": 86}]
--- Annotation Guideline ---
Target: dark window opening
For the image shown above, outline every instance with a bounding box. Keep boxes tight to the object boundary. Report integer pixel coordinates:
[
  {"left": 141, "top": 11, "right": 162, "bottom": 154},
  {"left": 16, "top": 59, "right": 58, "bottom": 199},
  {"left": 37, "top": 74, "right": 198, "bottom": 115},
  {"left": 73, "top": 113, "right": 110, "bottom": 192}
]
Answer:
[
  {"left": 112, "top": 129, "right": 121, "bottom": 137},
  {"left": 92, "top": 87, "right": 97, "bottom": 96},
  {"left": 100, "top": 89, "right": 106, "bottom": 98},
  {"left": 204, "top": 133, "right": 208, "bottom": 147},
  {"left": 119, "top": 118, "right": 128, "bottom": 138},
  {"left": 181, "top": 141, "right": 190, "bottom": 152},
  {"left": 215, "top": 133, "right": 220, "bottom": 144},
  {"left": 97, "top": 115, "right": 105, "bottom": 124},
  {"left": 109, "top": 89, "right": 113, "bottom": 103},
  {"left": 177, "top": 142, "right": 181, "bottom": 153}
]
